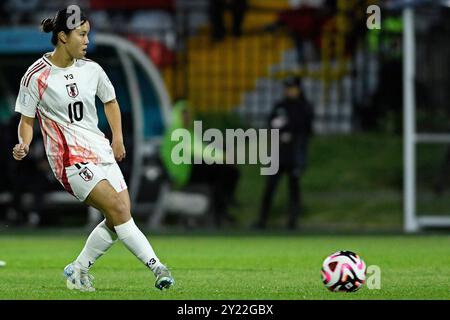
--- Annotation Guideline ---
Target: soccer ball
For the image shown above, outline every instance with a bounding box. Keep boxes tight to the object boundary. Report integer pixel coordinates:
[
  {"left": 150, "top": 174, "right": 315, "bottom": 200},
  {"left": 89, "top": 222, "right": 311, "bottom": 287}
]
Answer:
[{"left": 321, "top": 250, "right": 366, "bottom": 292}]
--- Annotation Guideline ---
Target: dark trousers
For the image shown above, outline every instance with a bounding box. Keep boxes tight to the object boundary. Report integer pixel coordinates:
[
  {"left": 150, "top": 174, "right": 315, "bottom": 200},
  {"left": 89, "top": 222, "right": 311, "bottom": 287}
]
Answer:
[
  {"left": 257, "top": 166, "right": 302, "bottom": 229},
  {"left": 209, "top": 0, "right": 248, "bottom": 41},
  {"left": 189, "top": 163, "right": 240, "bottom": 226}
]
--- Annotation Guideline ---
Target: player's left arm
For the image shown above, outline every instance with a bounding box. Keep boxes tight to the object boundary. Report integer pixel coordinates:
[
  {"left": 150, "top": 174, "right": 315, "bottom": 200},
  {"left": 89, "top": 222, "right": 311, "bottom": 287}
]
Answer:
[{"left": 104, "top": 99, "right": 126, "bottom": 162}]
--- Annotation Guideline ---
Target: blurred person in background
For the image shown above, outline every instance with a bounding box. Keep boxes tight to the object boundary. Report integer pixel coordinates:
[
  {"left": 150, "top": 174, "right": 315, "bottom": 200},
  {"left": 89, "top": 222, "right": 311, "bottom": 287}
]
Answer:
[
  {"left": 266, "top": 0, "right": 337, "bottom": 66},
  {"left": 160, "top": 99, "right": 240, "bottom": 228},
  {"left": 3, "top": 0, "right": 40, "bottom": 25},
  {"left": 254, "top": 76, "right": 314, "bottom": 230},
  {"left": 3, "top": 113, "right": 60, "bottom": 226},
  {"left": 208, "top": 0, "right": 248, "bottom": 42},
  {"left": 12, "top": 7, "right": 173, "bottom": 292},
  {"left": 362, "top": 12, "right": 403, "bottom": 133}
]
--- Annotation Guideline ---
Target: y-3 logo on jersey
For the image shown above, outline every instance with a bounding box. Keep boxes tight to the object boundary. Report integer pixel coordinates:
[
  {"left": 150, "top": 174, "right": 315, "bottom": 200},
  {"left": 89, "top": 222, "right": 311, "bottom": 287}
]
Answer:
[
  {"left": 66, "top": 83, "right": 79, "bottom": 98},
  {"left": 64, "top": 74, "right": 74, "bottom": 80}
]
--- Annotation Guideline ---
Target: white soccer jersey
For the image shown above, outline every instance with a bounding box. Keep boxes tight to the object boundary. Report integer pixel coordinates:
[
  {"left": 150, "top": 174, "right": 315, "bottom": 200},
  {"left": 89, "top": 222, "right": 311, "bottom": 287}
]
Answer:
[{"left": 15, "top": 52, "right": 117, "bottom": 192}]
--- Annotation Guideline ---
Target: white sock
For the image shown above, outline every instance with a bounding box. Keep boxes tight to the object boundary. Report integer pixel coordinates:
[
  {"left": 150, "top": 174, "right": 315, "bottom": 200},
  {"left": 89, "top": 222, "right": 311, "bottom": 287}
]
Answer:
[
  {"left": 114, "top": 218, "right": 162, "bottom": 273},
  {"left": 74, "top": 219, "right": 118, "bottom": 270}
]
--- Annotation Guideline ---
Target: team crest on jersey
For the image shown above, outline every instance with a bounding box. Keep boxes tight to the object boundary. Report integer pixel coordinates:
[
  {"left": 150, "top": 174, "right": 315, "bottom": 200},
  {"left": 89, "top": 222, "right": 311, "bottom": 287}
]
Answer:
[
  {"left": 66, "top": 83, "right": 79, "bottom": 98},
  {"left": 79, "top": 167, "right": 94, "bottom": 182}
]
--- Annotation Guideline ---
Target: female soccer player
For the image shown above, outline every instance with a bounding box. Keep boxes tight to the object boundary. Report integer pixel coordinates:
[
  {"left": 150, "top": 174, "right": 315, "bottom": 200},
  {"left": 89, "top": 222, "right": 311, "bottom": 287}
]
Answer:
[{"left": 12, "top": 8, "right": 174, "bottom": 292}]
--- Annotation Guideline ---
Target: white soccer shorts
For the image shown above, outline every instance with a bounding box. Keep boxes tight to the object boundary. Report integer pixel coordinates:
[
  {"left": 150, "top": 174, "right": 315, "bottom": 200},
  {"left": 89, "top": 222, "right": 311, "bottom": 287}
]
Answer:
[{"left": 65, "top": 162, "right": 128, "bottom": 201}]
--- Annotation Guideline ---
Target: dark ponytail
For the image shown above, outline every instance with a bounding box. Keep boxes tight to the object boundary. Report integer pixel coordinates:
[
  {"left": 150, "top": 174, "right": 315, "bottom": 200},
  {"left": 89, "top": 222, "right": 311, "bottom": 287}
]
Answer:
[
  {"left": 40, "top": 18, "right": 55, "bottom": 33},
  {"left": 40, "top": 8, "right": 87, "bottom": 46}
]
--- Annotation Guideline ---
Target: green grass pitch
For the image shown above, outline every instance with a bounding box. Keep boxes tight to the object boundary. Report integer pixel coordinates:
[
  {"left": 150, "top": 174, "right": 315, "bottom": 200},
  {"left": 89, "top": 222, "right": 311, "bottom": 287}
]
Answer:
[{"left": 0, "top": 232, "right": 449, "bottom": 300}]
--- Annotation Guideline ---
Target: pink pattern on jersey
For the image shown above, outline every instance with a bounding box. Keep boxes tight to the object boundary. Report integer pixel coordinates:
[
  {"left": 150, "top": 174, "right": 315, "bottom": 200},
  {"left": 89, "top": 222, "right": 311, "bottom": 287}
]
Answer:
[
  {"left": 48, "top": 120, "right": 68, "bottom": 187},
  {"left": 71, "top": 134, "right": 100, "bottom": 165},
  {"left": 36, "top": 112, "right": 71, "bottom": 194},
  {"left": 52, "top": 123, "right": 99, "bottom": 167},
  {"left": 37, "top": 112, "right": 59, "bottom": 145},
  {"left": 36, "top": 111, "right": 63, "bottom": 182},
  {"left": 37, "top": 111, "right": 100, "bottom": 167},
  {"left": 52, "top": 122, "right": 75, "bottom": 195},
  {"left": 37, "top": 67, "right": 51, "bottom": 99},
  {"left": 36, "top": 112, "right": 97, "bottom": 196}
]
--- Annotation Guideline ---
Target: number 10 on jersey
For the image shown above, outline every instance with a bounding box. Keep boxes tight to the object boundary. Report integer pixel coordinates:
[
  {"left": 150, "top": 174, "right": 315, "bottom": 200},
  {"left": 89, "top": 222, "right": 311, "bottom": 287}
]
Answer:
[{"left": 68, "top": 101, "right": 84, "bottom": 123}]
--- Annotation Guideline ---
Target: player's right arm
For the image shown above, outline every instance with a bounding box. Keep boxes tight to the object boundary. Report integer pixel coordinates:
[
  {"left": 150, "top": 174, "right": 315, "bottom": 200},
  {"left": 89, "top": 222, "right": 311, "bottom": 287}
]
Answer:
[
  {"left": 12, "top": 115, "right": 34, "bottom": 161},
  {"left": 13, "top": 68, "right": 39, "bottom": 161}
]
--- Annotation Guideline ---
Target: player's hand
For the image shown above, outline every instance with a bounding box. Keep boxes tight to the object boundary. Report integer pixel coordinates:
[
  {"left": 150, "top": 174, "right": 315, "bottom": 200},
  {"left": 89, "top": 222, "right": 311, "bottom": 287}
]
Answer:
[
  {"left": 12, "top": 143, "right": 29, "bottom": 161},
  {"left": 271, "top": 116, "right": 287, "bottom": 129},
  {"left": 111, "top": 139, "right": 126, "bottom": 162}
]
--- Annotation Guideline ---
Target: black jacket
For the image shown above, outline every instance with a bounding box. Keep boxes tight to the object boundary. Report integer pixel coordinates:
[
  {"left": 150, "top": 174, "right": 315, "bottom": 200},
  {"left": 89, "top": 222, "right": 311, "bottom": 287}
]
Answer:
[{"left": 269, "top": 96, "right": 314, "bottom": 169}]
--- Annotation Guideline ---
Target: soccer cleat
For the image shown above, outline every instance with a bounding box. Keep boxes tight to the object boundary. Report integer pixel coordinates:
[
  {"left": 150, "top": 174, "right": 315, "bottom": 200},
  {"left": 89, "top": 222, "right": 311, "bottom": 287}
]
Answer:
[
  {"left": 154, "top": 265, "right": 174, "bottom": 290},
  {"left": 63, "top": 263, "right": 95, "bottom": 292}
]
